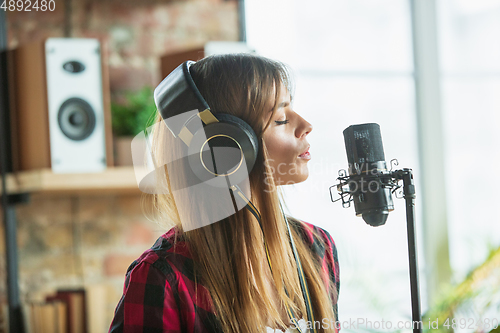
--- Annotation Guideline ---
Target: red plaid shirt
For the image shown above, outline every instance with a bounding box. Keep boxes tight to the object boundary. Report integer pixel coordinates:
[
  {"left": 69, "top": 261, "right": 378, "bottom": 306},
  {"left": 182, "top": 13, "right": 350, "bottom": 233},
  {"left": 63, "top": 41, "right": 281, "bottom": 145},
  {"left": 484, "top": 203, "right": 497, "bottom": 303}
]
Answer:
[{"left": 109, "top": 220, "right": 340, "bottom": 333}]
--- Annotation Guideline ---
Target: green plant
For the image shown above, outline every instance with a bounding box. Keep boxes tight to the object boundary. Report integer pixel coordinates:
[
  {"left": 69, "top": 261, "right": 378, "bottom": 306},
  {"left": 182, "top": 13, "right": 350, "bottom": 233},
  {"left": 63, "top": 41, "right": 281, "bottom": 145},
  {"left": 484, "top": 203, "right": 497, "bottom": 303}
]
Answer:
[
  {"left": 422, "top": 245, "right": 500, "bottom": 333},
  {"left": 358, "top": 245, "right": 500, "bottom": 333},
  {"left": 111, "top": 86, "right": 157, "bottom": 136}
]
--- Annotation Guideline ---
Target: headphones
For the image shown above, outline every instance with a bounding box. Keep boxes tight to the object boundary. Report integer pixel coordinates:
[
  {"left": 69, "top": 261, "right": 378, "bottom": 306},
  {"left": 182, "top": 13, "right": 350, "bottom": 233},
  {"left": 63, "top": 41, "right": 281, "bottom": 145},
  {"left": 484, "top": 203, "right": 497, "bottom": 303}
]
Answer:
[{"left": 154, "top": 60, "right": 259, "bottom": 188}]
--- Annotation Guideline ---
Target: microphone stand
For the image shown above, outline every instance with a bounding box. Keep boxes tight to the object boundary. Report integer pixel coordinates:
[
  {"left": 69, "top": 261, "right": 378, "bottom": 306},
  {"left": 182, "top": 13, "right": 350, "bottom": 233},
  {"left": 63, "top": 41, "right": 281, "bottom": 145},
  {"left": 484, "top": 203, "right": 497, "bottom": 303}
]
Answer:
[
  {"left": 391, "top": 168, "right": 422, "bottom": 333},
  {"left": 332, "top": 165, "right": 423, "bottom": 333}
]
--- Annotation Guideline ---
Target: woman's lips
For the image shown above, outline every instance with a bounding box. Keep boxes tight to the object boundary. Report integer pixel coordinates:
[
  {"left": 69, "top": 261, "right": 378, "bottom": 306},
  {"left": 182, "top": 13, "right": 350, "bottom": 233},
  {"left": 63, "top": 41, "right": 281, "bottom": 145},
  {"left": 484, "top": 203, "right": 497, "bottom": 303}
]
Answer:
[{"left": 298, "top": 147, "right": 311, "bottom": 159}]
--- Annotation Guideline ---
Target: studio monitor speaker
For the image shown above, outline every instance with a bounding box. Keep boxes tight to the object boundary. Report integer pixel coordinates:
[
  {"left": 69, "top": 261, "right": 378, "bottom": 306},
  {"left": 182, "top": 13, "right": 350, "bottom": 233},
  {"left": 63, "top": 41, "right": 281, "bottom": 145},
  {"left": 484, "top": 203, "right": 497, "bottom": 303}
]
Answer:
[{"left": 6, "top": 38, "right": 113, "bottom": 173}]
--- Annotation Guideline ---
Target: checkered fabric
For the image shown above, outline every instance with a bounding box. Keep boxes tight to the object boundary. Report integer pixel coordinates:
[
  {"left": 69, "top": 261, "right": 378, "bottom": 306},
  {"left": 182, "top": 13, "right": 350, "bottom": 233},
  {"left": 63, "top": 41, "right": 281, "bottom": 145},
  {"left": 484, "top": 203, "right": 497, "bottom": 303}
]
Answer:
[{"left": 109, "top": 220, "right": 340, "bottom": 333}]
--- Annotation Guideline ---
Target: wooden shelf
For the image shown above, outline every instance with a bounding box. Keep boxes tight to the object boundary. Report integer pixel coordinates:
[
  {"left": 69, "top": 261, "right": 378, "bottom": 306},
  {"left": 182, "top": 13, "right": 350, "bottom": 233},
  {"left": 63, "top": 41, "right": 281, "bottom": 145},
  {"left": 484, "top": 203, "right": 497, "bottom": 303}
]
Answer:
[{"left": 2, "top": 166, "right": 144, "bottom": 195}]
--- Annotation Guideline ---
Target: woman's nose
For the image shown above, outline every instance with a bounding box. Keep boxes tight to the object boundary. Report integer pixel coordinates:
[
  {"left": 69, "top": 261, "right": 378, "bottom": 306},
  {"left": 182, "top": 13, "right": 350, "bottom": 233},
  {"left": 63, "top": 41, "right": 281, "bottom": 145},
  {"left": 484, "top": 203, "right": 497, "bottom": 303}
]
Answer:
[{"left": 296, "top": 116, "right": 313, "bottom": 138}]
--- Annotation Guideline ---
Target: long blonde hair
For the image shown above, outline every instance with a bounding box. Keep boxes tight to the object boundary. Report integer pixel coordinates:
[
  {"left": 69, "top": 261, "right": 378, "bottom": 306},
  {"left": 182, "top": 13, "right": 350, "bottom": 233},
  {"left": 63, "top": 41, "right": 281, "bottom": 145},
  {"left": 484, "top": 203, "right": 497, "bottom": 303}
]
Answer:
[{"left": 147, "top": 54, "right": 337, "bottom": 332}]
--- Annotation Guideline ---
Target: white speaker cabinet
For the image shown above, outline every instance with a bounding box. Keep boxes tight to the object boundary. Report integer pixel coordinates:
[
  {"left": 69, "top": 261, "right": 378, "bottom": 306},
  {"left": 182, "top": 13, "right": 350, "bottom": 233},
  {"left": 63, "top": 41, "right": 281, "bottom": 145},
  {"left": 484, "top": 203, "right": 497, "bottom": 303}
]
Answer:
[{"left": 7, "top": 38, "right": 114, "bottom": 173}]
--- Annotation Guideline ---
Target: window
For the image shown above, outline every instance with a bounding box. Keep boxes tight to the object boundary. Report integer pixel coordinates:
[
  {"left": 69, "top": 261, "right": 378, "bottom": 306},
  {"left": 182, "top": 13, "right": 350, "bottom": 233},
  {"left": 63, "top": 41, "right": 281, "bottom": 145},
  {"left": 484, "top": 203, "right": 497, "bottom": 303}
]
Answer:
[{"left": 246, "top": 0, "right": 422, "bottom": 326}]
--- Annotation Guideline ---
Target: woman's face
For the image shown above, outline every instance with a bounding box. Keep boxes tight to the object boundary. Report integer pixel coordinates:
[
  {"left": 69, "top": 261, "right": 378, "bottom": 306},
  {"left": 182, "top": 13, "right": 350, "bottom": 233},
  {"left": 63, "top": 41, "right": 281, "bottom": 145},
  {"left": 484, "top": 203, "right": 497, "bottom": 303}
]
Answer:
[{"left": 263, "top": 83, "right": 313, "bottom": 186}]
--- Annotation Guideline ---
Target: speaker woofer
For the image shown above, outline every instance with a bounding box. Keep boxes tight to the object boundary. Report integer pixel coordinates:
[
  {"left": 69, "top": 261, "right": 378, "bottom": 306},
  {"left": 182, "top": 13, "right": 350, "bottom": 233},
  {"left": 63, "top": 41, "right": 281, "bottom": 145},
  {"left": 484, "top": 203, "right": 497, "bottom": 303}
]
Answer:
[{"left": 57, "top": 97, "right": 96, "bottom": 141}]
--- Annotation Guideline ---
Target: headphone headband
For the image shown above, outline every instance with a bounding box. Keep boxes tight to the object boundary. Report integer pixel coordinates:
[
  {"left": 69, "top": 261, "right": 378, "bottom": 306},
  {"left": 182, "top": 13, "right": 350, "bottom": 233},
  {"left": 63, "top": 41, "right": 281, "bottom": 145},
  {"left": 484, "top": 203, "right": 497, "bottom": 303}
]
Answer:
[{"left": 154, "top": 61, "right": 211, "bottom": 137}]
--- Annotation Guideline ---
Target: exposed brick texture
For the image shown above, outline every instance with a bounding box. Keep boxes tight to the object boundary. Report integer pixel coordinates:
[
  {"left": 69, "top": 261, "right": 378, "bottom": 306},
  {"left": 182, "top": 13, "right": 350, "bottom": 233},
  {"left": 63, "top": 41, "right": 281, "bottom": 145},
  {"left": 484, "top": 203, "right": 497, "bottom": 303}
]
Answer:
[
  {"left": 6, "top": 0, "right": 239, "bottom": 98},
  {"left": 2, "top": 1, "right": 238, "bottom": 329},
  {"left": 103, "top": 253, "right": 142, "bottom": 277},
  {"left": 3, "top": 193, "right": 167, "bottom": 330}
]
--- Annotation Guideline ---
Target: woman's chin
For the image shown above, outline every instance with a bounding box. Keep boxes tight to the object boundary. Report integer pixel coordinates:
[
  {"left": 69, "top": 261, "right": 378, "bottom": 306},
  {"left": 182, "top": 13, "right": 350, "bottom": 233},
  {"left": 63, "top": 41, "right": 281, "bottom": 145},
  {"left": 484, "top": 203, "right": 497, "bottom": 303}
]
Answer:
[{"left": 275, "top": 174, "right": 309, "bottom": 186}]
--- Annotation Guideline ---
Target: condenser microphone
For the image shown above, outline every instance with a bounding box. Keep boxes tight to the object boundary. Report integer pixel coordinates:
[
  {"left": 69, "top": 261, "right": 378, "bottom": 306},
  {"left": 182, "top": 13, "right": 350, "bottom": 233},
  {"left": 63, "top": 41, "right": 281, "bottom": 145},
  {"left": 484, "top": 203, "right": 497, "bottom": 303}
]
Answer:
[{"left": 343, "top": 123, "right": 394, "bottom": 226}]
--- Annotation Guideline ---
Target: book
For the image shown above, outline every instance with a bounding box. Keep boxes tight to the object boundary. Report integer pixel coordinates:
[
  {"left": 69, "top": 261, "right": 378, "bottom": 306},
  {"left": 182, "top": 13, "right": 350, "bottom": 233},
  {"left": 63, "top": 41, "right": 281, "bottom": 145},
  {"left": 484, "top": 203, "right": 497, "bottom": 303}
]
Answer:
[
  {"left": 46, "top": 289, "right": 86, "bottom": 333},
  {"left": 54, "top": 301, "right": 67, "bottom": 333},
  {"left": 85, "top": 284, "right": 108, "bottom": 333},
  {"left": 0, "top": 303, "right": 8, "bottom": 333},
  {"left": 29, "top": 302, "right": 59, "bottom": 333}
]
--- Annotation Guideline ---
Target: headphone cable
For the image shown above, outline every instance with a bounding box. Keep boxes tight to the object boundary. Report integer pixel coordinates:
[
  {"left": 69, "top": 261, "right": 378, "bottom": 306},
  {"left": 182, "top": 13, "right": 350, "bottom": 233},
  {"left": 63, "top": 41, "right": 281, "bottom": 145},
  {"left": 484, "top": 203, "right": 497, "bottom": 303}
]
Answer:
[{"left": 229, "top": 184, "right": 317, "bottom": 333}]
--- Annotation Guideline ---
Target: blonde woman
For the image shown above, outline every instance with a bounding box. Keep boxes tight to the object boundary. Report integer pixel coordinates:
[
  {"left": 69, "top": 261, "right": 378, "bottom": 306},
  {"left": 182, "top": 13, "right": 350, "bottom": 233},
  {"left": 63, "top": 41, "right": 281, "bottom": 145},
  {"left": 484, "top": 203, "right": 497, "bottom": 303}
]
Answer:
[{"left": 109, "top": 54, "right": 340, "bottom": 333}]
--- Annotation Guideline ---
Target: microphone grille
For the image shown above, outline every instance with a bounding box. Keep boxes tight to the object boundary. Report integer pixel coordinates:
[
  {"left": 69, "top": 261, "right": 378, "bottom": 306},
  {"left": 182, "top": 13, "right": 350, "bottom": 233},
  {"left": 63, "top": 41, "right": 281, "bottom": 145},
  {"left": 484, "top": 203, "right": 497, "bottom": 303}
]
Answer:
[{"left": 343, "top": 123, "right": 385, "bottom": 164}]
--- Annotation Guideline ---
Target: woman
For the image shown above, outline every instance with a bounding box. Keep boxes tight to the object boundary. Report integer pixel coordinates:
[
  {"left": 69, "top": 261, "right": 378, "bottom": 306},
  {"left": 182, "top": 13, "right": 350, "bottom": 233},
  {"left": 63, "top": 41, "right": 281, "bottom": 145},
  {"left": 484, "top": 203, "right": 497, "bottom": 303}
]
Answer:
[{"left": 109, "top": 54, "right": 340, "bottom": 333}]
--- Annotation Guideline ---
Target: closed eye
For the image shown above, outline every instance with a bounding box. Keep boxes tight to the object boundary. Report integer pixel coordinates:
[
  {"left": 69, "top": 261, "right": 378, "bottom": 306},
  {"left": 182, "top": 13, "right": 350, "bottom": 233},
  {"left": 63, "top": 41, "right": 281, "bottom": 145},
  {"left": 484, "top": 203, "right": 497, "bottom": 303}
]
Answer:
[{"left": 275, "top": 119, "right": 289, "bottom": 125}]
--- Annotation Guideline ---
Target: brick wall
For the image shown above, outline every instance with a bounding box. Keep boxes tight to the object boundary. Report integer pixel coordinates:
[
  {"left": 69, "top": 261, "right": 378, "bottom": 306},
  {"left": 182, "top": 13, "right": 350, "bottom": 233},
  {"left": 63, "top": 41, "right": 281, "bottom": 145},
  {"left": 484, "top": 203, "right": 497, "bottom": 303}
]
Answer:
[
  {"left": 10, "top": 193, "right": 169, "bottom": 331},
  {"left": 6, "top": 0, "right": 239, "bottom": 99},
  {"left": 2, "top": 0, "right": 238, "bottom": 330}
]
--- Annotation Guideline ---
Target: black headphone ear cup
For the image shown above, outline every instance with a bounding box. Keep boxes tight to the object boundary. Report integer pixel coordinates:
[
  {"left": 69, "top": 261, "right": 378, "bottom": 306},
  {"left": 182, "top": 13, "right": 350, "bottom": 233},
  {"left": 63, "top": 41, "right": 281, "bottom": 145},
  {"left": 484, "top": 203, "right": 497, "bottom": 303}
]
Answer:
[
  {"left": 187, "top": 112, "right": 259, "bottom": 187},
  {"left": 211, "top": 112, "right": 259, "bottom": 168}
]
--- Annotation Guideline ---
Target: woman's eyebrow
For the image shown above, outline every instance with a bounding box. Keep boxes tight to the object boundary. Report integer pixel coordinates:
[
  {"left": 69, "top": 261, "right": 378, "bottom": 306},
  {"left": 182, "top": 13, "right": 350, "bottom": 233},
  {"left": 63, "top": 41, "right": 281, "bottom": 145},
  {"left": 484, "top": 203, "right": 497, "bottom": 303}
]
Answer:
[
  {"left": 277, "top": 101, "right": 290, "bottom": 108},
  {"left": 268, "top": 101, "right": 290, "bottom": 113}
]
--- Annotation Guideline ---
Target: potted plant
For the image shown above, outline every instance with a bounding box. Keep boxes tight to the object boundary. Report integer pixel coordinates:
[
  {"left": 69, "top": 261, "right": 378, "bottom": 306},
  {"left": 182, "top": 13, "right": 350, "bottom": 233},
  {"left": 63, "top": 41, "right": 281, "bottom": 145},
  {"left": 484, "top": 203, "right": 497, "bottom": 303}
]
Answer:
[
  {"left": 360, "top": 245, "right": 500, "bottom": 333},
  {"left": 422, "top": 245, "right": 500, "bottom": 333},
  {"left": 111, "top": 86, "right": 157, "bottom": 166}
]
